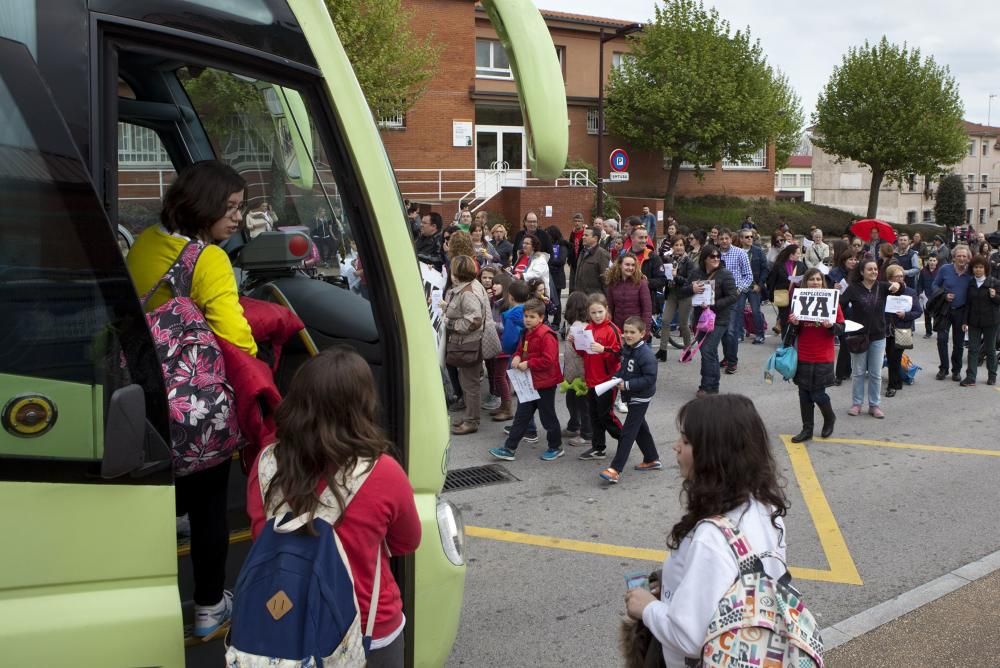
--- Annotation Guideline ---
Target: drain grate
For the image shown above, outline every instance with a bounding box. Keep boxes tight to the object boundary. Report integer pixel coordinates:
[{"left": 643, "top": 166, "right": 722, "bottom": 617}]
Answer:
[{"left": 444, "top": 464, "right": 519, "bottom": 492}]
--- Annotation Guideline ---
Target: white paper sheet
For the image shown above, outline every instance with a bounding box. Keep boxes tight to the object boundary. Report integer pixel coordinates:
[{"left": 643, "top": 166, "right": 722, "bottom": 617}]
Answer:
[
  {"left": 691, "top": 280, "right": 715, "bottom": 306},
  {"left": 788, "top": 275, "right": 804, "bottom": 286},
  {"left": 573, "top": 328, "right": 595, "bottom": 352},
  {"left": 816, "top": 262, "right": 830, "bottom": 276},
  {"left": 595, "top": 377, "right": 622, "bottom": 397},
  {"left": 837, "top": 279, "right": 849, "bottom": 293},
  {"left": 506, "top": 368, "right": 540, "bottom": 403},
  {"left": 663, "top": 263, "right": 674, "bottom": 281},
  {"left": 884, "top": 295, "right": 913, "bottom": 313}
]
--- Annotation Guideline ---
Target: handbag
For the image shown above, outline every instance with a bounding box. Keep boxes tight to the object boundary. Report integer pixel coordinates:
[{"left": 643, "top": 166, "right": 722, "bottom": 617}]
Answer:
[
  {"left": 845, "top": 331, "right": 870, "bottom": 354},
  {"left": 893, "top": 326, "right": 914, "bottom": 350},
  {"left": 619, "top": 570, "right": 667, "bottom": 668},
  {"left": 481, "top": 314, "right": 502, "bottom": 360},
  {"left": 446, "top": 337, "right": 482, "bottom": 367},
  {"left": 772, "top": 264, "right": 798, "bottom": 307}
]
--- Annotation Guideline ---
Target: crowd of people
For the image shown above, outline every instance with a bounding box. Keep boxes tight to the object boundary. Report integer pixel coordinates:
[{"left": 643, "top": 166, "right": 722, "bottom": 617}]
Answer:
[
  {"left": 416, "top": 205, "right": 999, "bottom": 665},
  {"left": 416, "top": 205, "right": 1000, "bottom": 468}
]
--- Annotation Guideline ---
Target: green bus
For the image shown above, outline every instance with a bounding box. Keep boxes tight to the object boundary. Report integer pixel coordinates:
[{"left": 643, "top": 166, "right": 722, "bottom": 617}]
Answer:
[{"left": 0, "top": 1, "right": 567, "bottom": 665}]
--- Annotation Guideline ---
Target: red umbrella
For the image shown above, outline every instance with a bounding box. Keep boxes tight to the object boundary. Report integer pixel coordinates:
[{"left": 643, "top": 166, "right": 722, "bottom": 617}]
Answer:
[{"left": 851, "top": 219, "right": 896, "bottom": 244}]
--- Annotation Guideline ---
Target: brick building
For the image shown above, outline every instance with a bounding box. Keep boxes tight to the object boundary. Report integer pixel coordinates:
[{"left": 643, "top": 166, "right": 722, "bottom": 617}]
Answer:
[{"left": 385, "top": 1, "right": 776, "bottom": 235}]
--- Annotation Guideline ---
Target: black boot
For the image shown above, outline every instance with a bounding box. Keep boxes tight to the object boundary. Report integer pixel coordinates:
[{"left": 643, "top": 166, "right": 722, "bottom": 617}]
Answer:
[
  {"left": 791, "top": 400, "right": 814, "bottom": 443},
  {"left": 818, "top": 400, "right": 836, "bottom": 438}
]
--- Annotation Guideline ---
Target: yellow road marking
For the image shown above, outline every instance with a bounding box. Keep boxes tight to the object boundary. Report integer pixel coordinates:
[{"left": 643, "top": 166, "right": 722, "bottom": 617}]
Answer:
[
  {"left": 813, "top": 436, "right": 1000, "bottom": 458},
  {"left": 781, "top": 436, "right": 863, "bottom": 585},
  {"left": 464, "top": 525, "right": 667, "bottom": 562}
]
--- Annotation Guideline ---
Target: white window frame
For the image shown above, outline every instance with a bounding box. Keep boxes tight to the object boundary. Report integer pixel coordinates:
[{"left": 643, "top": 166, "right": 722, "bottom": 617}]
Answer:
[
  {"left": 611, "top": 52, "right": 634, "bottom": 71},
  {"left": 922, "top": 210, "right": 932, "bottom": 222},
  {"left": 968, "top": 174, "right": 975, "bottom": 191},
  {"left": 984, "top": 142, "right": 990, "bottom": 156},
  {"left": 722, "top": 148, "right": 767, "bottom": 170},
  {"left": 118, "top": 123, "right": 172, "bottom": 167},
  {"left": 982, "top": 174, "right": 989, "bottom": 190},
  {"left": 800, "top": 173, "right": 812, "bottom": 187},
  {"left": 980, "top": 208, "right": 987, "bottom": 226},
  {"left": 774, "top": 173, "right": 781, "bottom": 189},
  {"left": 906, "top": 210, "right": 917, "bottom": 225},
  {"left": 966, "top": 208, "right": 973, "bottom": 224},
  {"left": 969, "top": 140, "right": 976, "bottom": 156},
  {"left": 906, "top": 174, "right": 916, "bottom": 192},
  {"left": 780, "top": 173, "right": 797, "bottom": 188},
  {"left": 476, "top": 39, "right": 513, "bottom": 80},
  {"left": 586, "top": 108, "right": 606, "bottom": 135}
]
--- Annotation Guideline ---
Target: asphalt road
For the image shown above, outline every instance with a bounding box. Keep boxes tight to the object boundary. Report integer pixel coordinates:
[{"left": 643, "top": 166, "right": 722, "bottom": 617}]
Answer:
[{"left": 443, "top": 325, "right": 1000, "bottom": 667}]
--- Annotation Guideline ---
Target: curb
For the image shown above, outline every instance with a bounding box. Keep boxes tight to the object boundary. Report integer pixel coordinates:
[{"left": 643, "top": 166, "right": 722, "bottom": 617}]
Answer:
[{"left": 821, "top": 547, "right": 1000, "bottom": 649}]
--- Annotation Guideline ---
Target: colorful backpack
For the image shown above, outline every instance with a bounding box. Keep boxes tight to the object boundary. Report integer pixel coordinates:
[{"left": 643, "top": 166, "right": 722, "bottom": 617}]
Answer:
[
  {"left": 687, "top": 516, "right": 824, "bottom": 668},
  {"left": 225, "top": 445, "right": 380, "bottom": 667},
  {"left": 141, "top": 241, "right": 242, "bottom": 476},
  {"left": 680, "top": 308, "right": 716, "bottom": 364}
]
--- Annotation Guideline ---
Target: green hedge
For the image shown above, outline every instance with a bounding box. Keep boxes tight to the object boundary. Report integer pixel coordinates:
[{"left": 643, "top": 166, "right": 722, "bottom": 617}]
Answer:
[{"left": 671, "top": 196, "right": 944, "bottom": 239}]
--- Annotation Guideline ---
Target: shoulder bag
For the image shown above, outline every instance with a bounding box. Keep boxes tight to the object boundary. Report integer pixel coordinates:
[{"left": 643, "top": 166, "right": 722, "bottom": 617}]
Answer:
[
  {"left": 445, "top": 285, "right": 484, "bottom": 368},
  {"left": 844, "top": 284, "right": 877, "bottom": 354},
  {"left": 772, "top": 265, "right": 796, "bottom": 308},
  {"left": 893, "top": 326, "right": 914, "bottom": 350}
]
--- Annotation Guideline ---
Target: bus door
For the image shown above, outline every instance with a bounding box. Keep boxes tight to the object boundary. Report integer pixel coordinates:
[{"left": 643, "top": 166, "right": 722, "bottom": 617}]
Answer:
[{"left": 0, "top": 37, "right": 182, "bottom": 667}]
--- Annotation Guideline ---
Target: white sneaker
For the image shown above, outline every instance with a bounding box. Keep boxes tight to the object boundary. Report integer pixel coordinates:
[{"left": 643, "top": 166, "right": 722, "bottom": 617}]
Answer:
[
  {"left": 481, "top": 394, "right": 501, "bottom": 411},
  {"left": 194, "top": 590, "right": 233, "bottom": 639},
  {"left": 615, "top": 397, "right": 629, "bottom": 413}
]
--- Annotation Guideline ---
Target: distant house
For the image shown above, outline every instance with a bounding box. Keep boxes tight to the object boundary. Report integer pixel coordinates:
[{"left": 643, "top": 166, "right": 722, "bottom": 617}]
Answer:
[
  {"left": 774, "top": 155, "right": 811, "bottom": 202},
  {"left": 811, "top": 121, "right": 1000, "bottom": 229}
]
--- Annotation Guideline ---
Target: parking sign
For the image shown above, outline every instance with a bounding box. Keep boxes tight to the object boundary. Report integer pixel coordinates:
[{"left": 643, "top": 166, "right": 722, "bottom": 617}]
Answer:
[{"left": 609, "top": 148, "right": 629, "bottom": 172}]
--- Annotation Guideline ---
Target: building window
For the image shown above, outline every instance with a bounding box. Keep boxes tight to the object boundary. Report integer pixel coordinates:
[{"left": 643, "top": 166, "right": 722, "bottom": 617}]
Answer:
[
  {"left": 982, "top": 174, "right": 989, "bottom": 190},
  {"left": 984, "top": 142, "right": 989, "bottom": 156},
  {"left": 774, "top": 173, "right": 781, "bottom": 189},
  {"left": 968, "top": 174, "right": 975, "bottom": 191},
  {"left": 781, "top": 173, "right": 796, "bottom": 187},
  {"left": 966, "top": 208, "right": 973, "bottom": 224},
  {"left": 800, "top": 173, "right": 812, "bottom": 187},
  {"left": 476, "top": 39, "right": 512, "bottom": 79},
  {"left": 611, "top": 52, "right": 634, "bottom": 70},
  {"left": 980, "top": 208, "right": 987, "bottom": 226},
  {"left": 906, "top": 211, "right": 917, "bottom": 224},
  {"left": 586, "top": 108, "right": 607, "bottom": 135},
  {"left": 923, "top": 210, "right": 932, "bottom": 222},
  {"left": 969, "top": 140, "right": 976, "bottom": 156},
  {"left": 722, "top": 149, "right": 767, "bottom": 169},
  {"left": 906, "top": 174, "right": 916, "bottom": 192},
  {"left": 118, "top": 123, "right": 172, "bottom": 166},
  {"left": 377, "top": 113, "right": 405, "bottom": 129}
]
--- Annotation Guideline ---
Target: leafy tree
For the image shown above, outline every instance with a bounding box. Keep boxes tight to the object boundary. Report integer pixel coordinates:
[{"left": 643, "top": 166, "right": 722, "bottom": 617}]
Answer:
[
  {"left": 934, "top": 173, "right": 966, "bottom": 229},
  {"left": 605, "top": 0, "right": 803, "bottom": 210},
  {"left": 812, "top": 37, "right": 966, "bottom": 218},
  {"left": 325, "top": 0, "right": 441, "bottom": 119}
]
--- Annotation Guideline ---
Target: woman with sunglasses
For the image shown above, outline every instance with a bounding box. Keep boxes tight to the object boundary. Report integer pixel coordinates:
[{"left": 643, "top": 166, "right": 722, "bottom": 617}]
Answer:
[{"left": 679, "top": 244, "right": 738, "bottom": 396}]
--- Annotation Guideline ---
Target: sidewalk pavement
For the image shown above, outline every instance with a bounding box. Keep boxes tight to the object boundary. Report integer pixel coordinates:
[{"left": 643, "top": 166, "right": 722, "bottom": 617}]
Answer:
[{"left": 824, "top": 567, "right": 1000, "bottom": 667}]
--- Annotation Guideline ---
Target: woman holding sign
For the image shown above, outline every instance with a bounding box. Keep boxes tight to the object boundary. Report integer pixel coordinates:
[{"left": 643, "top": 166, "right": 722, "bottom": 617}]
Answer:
[
  {"left": 842, "top": 258, "right": 901, "bottom": 418},
  {"left": 884, "top": 265, "right": 922, "bottom": 396},
  {"left": 787, "top": 268, "right": 845, "bottom": 442}
]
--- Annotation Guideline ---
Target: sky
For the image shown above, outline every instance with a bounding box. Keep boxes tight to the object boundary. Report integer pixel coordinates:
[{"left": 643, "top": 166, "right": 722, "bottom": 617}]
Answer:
[{"left": 534, "top": 0, "right": 1000, "bottom": 128}]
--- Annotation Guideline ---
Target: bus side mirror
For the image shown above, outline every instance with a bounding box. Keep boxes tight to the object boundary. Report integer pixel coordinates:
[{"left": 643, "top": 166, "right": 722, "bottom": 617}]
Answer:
[{"left": 102, "top": 384, "right": 170, "bottom": 479}]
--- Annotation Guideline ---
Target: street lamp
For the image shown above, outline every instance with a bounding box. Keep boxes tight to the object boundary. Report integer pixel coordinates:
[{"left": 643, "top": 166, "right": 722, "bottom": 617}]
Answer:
[{"left": 596, "top": 22, "right": 642, "bottom": 219}]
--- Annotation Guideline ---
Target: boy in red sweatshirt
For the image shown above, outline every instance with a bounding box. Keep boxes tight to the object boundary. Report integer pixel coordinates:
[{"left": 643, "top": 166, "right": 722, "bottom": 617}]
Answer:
[
  {"left": 569, "top": 293, "right": 623, "bottom": 460},
  {"left": 489, "top": 299, "right": 565, "bottom": 462}
]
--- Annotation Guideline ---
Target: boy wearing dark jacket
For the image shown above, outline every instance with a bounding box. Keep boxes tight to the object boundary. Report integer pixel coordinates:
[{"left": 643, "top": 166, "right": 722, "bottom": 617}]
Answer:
[
  {"left": 490, "top": 299, "right": 565, "bottom": 462},
  {"left": 599, "top": 317, "right": 661, "bottom": 483}
]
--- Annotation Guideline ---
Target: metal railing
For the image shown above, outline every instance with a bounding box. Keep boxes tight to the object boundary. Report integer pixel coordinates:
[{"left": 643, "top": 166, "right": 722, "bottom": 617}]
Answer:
[{"left": 394, "top": 168, "right": 593, "bottom": 201}]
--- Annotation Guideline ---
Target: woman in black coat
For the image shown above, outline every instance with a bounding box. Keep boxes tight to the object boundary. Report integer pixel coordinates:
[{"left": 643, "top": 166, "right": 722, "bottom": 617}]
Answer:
[
  {"left": 961, "top": 255, "right": 1000, "bottom": 386},
  {"left": 679, "top": 244, "right": 737, "bottom": 396},
  {"left": 765, "top": 243, "right": 808, "bottom": 334},
  {"left": 546, "top": 225, "right": 570, "bottom": 328}
]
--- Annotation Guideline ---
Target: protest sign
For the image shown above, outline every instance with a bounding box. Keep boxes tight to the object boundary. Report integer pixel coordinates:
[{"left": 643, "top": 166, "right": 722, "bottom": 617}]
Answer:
[
  {"left": 507, "top": 368, "right": 540, "bottom": 403},
  {"left": 885, "top": 295, "right": 913, "bottom": 313},
  {"left": 791, "top": 288, "right": 839, "bottom": 323}
]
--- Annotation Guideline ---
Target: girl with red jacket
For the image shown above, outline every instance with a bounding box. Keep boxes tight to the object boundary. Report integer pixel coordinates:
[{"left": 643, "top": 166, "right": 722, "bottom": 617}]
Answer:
[
  {"left": 247, "top": 349, "right": 421, "bottom": 666},
  {"left": 569, "top": 293, "right": 623, "bottom": 461}
]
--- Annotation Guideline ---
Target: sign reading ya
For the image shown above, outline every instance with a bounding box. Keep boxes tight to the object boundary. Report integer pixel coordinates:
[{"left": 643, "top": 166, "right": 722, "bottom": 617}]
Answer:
[{"left": 791, "top": 288, "right": 840, "bottom": 323}]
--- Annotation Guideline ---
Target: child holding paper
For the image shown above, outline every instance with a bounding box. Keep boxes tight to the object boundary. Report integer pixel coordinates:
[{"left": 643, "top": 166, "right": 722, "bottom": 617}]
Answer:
[
  {"left": 569, "top": 293, "right": 623, "bottom": 461},
  {"left": 599, "top": 317, "right": 661, "bottom": 484},
  {"left": 489, "top": 299, "right": 565, "bottom": 462},
  {"left": 561, "top": 291, "right": 592, "bottom": 447}
]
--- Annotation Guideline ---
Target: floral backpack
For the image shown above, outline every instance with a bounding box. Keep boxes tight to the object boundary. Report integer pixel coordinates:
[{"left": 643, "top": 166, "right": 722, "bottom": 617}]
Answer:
[
  {"left": 141, "top": 242, "right": 243, "bottom": 476},
  {"left": 686, "top": 516, "right": 824, "bottom": 668}
]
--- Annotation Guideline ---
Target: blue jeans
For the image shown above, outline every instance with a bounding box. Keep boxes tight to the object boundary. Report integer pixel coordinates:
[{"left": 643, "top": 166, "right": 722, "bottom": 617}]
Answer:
[
  {"left": 850, "top": 337, "right": 886, "bottom": 407},
  {"left": 699, "top": 326, "right": 725, "bottom": 392},
  {"left": 723, "top": 292, "right": 748, "bottom": 365}
]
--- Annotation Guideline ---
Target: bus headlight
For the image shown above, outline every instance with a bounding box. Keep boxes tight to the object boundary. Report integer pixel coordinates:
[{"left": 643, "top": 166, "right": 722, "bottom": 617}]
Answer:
[{"left": 436, "top": 497, "right": 465, "bottom": 566}]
